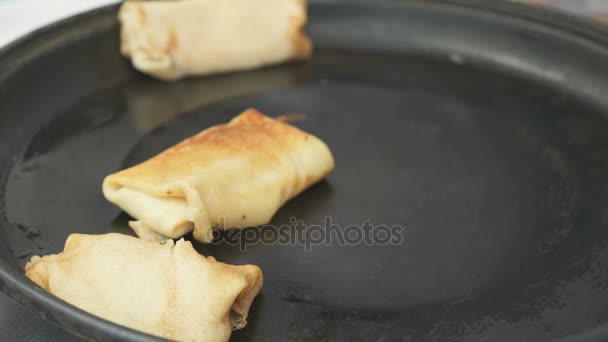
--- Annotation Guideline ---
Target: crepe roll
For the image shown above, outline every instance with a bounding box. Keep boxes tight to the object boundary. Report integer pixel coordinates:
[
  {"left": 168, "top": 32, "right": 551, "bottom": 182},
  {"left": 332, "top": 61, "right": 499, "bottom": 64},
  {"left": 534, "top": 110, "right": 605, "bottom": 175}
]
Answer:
[
  {"left": 103, "top": 109, "right": 334, "bottom": 243},
  {"left": 25, "top": 233, "right": 263, "bottom": 342},
  {"left": 119, "top": 0, "right": 312, "bottom": 80}
]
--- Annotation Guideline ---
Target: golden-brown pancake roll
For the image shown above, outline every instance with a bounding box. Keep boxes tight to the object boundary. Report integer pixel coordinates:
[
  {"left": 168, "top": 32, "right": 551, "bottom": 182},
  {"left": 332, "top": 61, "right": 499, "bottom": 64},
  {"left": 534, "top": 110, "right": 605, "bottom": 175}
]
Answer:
[
  {"left": 103, "top": 108, "right": 334, "bottom": 243},
  {"left": 25, "top": 233, "right": 263, "bottom": 342},
  {"left": 119, "top": 0, "right": 312, "bottom": 80}
]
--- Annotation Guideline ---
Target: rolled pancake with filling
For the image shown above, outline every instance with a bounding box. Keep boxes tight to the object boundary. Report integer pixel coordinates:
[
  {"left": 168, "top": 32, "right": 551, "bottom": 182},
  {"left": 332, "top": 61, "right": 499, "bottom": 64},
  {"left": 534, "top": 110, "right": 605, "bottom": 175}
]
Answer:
[
  {"left": 25, "top": 233, "right": 263, "bottom": 342},
  {"left": 103, "top": 108, "right": 334, "bottom": 243},
  {"left": 119, "top": 0, "right": 312, "bottom": 80}
]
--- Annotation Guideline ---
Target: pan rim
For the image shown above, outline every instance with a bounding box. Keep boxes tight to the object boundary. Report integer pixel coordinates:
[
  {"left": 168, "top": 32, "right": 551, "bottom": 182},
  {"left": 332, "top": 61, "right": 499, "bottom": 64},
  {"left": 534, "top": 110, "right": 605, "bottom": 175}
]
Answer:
[
  {"left": 3, "top": 0, "right": 608, "bottom": 83},
  {"left": 1, "top": 1, "right": 608, "bottom": 341}
]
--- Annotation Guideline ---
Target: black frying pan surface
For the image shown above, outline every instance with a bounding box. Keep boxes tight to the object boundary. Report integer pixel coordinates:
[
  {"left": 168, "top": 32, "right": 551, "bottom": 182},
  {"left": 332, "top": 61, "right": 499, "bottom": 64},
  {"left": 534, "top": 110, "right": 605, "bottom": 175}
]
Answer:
[{"left": 2, "top": 1, "right": 608, "bottom": 341}]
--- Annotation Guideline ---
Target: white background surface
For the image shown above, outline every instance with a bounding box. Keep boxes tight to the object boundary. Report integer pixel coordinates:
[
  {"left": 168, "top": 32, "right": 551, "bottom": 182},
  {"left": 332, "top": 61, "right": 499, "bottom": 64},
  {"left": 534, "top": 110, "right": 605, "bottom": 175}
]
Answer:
[{"left": 0, "top": 0, "right": 119, "bottom": 48}]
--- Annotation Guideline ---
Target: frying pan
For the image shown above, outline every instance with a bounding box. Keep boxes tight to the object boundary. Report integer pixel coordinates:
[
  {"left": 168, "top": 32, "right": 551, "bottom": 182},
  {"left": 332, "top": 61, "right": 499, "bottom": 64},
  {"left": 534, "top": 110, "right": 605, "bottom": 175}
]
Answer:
[{"left": 2, "top": 0, "right": 608, "bottom": 341}]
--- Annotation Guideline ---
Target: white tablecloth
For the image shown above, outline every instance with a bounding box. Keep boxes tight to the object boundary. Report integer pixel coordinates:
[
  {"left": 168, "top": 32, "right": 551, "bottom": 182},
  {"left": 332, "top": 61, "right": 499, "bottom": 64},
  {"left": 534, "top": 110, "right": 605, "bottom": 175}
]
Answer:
[{"left": 0, "top": 0, "right": 119, "bottom": 48}]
